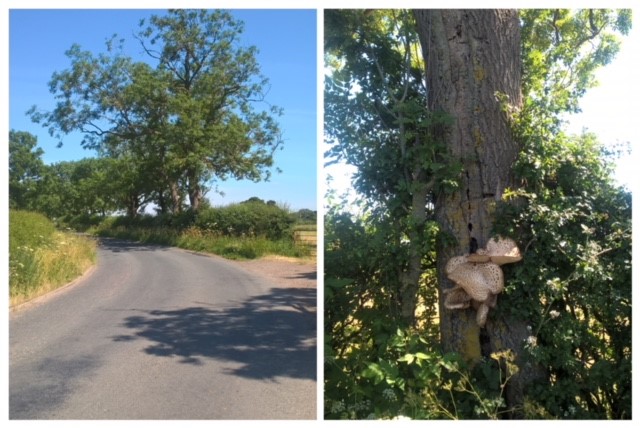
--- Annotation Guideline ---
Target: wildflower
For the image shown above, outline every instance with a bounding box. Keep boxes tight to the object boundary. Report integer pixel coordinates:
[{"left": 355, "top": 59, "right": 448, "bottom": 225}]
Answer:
[
  {"left": 382, "top": 388, "right": 397, "bottom": 402},
  {"left": 330, "top": 400, "right": 345, "bottom": 414},
  {"left": 350, "top": 399, "right": 371, "bottom": 412},
  {"left": 526, "top": 336, "right": 537, "bottom": 346},
  {"left": 549, "top": 310, "right": 560, "bottom": 319}
]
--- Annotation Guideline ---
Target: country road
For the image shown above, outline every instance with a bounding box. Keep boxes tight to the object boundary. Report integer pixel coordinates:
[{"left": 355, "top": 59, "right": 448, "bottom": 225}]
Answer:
[{"left": 9, "top": 238, "right": 317, "bottom": 420}]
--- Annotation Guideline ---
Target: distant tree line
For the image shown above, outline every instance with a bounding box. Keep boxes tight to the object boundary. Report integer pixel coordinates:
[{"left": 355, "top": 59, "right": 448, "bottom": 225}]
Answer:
[{"left": 9, "top": 130, "right": 316, "bottom": 228}]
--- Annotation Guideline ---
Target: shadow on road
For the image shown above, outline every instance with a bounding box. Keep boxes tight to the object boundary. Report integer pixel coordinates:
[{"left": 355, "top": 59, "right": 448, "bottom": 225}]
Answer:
[
  {"left": 286, "top": 271, "right": 317, "bottom": 281},
  {"left": 98, "top": 237, "right": 170, "bottom": 253},
  {"left": 10, "top": 355, "right": 100, "bottom": 419},
  {"left": 112, "top": 287, "right": 316, "bottom": 381}
]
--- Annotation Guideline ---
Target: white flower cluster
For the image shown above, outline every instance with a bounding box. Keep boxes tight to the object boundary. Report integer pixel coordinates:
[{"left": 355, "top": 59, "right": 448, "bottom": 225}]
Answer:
[
  {"left": 329, "top": 399, "right": 372, "bottom": 416},
  {"left": 382, "top": 388, "right": 397, "bottom": 402},
  {"left": 330, "top": 400, "right": 346, "bottom": 414}
]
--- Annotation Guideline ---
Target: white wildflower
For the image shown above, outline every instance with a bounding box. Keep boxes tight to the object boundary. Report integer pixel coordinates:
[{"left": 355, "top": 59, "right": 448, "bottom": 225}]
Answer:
[
  {"left": 330, "top": 400, "right": 345, "bottom": 414},
  {"left": 382, "top": 388, "right": 397, "bottom": 402},
  {"left": 549, "top": 310, "right": 560, "bottom": 319},
  {"left": 350, "top": 399, "right": 371, "bottom": 412}
]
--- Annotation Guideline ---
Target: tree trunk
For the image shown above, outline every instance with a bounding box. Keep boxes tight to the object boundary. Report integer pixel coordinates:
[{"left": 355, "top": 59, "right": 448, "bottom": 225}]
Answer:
[
  {"left": 170, "top": 181, "right": 182, "bottom": 214},
  {"left": 156, "top": 190, "right": 167, "bottom": 214},
  {"left": 188, "top": 178, "right": 202, "bottom": 212},
  {"left": 126, "top": 193, "right": 140, "bottom": 218},
  {"left": 415, "top": 9, "right": 542, "bottom": 413}
]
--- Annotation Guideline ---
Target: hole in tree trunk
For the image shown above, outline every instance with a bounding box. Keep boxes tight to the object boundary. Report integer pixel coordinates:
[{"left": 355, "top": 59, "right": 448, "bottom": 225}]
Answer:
[
  {"left": 470, "top": 237, "right": 478, "bottom": 254},
  {"left": 479, "top": 327, "right": 492, "bottom": 358}
]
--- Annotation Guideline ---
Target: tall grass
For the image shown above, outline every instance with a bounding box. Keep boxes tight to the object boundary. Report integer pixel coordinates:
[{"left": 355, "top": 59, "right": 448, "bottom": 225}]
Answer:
[{"left": 9, "top": 210, "right": 97, "bottom": 306}]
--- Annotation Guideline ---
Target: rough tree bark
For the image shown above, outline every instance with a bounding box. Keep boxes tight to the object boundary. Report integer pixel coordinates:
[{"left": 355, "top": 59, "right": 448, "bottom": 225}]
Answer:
[{"left": 414, "top": 9, "right": 542, "bottom": 413}]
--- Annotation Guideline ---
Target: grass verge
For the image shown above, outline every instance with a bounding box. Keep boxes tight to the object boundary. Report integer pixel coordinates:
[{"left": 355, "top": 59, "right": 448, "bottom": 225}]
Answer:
[
  {"left": 91, "top": 225, "right": 314, "bottom": 260},
  {"left": 10, "top": 210, "right": 97, "bottom": 307}
]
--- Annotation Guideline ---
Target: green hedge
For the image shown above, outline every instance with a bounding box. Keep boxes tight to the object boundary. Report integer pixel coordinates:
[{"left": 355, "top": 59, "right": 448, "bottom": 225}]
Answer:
[{"left": 195, "top": 202, "right": 295, "bottom": 239}]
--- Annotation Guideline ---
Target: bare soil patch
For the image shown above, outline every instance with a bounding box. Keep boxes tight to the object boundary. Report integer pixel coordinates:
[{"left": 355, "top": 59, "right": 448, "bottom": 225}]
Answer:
[{"left": 232, "top": 255, "right": 317, "bottom": 289}]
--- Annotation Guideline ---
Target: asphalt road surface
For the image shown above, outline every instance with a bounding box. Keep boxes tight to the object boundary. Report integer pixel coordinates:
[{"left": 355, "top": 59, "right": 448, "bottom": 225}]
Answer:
[{"left": 9, "top": 238, "right": 317, "bottom": 420}]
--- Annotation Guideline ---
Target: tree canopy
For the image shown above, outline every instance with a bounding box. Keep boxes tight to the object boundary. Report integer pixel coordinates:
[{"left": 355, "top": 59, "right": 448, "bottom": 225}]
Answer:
[
  {"left": 9, "top": 130, "right": 44, "bottom": 210},
  {"left": 29, "top": 9, "right": 283, "bottom": 214}
]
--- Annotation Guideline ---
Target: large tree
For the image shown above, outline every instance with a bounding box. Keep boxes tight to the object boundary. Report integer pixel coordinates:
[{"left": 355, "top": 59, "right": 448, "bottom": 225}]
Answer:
[
  {"left": 413, "top": 10, "right": 535, "bottom": 405},
  {"left": 325, "top": 8, "right": 631, "bottom": 419},
  {"left": 30, "top": 9, "right": 282, "bottom": 214},
  {"left": 413, "top": 8, "right": 631, "bottom": 409}
]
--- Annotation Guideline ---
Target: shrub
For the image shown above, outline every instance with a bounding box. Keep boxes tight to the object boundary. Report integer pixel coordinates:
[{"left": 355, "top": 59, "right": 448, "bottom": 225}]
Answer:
[
  {"left": 90, "top": 202, "right": 309, "bottom": 260},
  {"left": 59, "top": 212, "right": 104, "bottom": 231},
  {"left": 196, "top": 202, "right": 295, "bottom": 239},
  {"left": 491, "top": 133, "right": 632, "bottom": 418}
]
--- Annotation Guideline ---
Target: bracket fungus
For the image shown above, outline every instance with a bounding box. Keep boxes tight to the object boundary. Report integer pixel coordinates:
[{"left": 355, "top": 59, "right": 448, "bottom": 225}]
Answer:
[
  {"left": 444, "top": 237, "right": 522, "bottom": 327},
  {"left": 486, "top": 237, "right": 522, "bottom": 265}
]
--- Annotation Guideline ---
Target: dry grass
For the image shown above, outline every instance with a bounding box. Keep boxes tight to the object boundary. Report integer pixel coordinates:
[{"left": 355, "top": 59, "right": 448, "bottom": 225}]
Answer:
[{"left": 10, "top": 231, "right": 97, "bottom": 307}]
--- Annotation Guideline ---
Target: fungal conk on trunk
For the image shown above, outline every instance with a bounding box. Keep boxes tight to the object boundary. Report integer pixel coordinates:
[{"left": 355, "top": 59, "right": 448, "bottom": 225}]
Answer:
[{"left": 444, "top": 237, "right": 522, "bottom": 327}]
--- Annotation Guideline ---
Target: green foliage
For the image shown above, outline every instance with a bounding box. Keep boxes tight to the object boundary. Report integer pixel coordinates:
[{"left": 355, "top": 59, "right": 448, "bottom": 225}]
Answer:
[
  {"left": 325, "top": 8, "right": 460, "bottom": 327},
  {"left": 9, "top": 130, "right": 44, "bottom": 210},
  {"left": 491, "top": 131, "right": 631, "bottom": 418},
  {"left": 8, "top": 138, "right": 134, "bottom": 220},
  {"left": 324, "top": 8, "right": 631, "bottom": 420},
  {"left": 195, "top": 201, "right": 295, "bottom": 240},
  {"left": 29, "top": 9, "right": 282, "bottom": 213},
  {"left": 324, "top": 10, "right": 512, "bottom": 418},
  {"left": 521, "top": 9, "right": 631, "bottom": 115},
  {"left": 36, "top": 157, "right": 121, "bottom": 218},
  {"left": 324, "top": 204, "right": 440, "bottom": 326},
  {"left": 324, "top": 9, "right": 459, "bottom": 213},
  {"left": 293, "top": 208, "right": 317, "bottom": 224},
  {"left": 488, "top": 11, "right": 633, "bottom": 417},
  {"left": 9, "top": 210, "right": 56, "bottom": 258},
  {"left": 325, "top": 203, "right": 529, "bottom": 419},
  {"left": 9, "top": 210, "right": 57, "bottom": 294},
  {"left": 93, "top": 224, "right": 309, "bottom": 260},
  {"left": 59, "top": 213, "right": 105, "bottom": 231},
  {"left": 89, "top": 199, "right": 307, "bottom": 259}
]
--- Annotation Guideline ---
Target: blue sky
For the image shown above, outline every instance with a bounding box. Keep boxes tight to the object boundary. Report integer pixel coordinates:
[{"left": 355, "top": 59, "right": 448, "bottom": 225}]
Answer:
[{"left": 9, "top": 9, "right": 318, "bottom": 211}]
